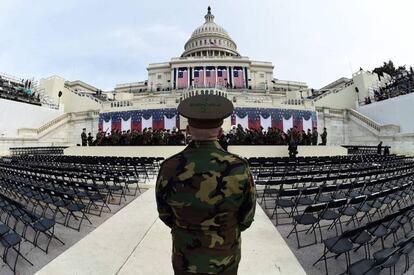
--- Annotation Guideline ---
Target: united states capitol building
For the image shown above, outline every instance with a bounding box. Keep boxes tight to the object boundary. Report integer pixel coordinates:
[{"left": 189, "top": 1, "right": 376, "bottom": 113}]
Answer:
[
  {"left": 2, "top": 5, "right": 414, "bottom": 275},
  {"left": 0, "top": 7, "right": 412, "bottom": 155}
]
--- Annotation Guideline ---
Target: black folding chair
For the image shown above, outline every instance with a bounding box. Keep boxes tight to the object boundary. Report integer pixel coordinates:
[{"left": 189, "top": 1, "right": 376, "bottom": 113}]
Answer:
[
  {"left": 0, "top": 222, "right": 33, "bottom": 273},
  {"left": 60, "top": 193, "right": 92, "bottom": 231},
  {"left": 287, "top": 203, "right": 327, "bottom": 248},
  {"left": 272, "top": 188, "right": 300, "bottom": 225},
  {"left": 313, "top": 226, "right": 365, "bottom": 274}
]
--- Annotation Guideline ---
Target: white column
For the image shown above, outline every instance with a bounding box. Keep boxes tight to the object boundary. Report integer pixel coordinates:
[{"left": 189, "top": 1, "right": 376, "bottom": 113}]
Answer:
[
  {"left": 175, "top": 68, "right": 178, "bottom": 89},
  {"left": 170, "top": 69, "right": 174, "bottom": 90},
  {"left": 215, "top": 67, "right": 218, "bottom": 87},
  {"left": 230, "top": 67, "right": 234, "bottom": 88}
]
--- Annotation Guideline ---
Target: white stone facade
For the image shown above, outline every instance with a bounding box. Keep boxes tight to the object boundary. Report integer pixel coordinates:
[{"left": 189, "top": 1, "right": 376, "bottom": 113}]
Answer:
[{"left": 114, "top": 7, "right": 307, "bottom": 94}]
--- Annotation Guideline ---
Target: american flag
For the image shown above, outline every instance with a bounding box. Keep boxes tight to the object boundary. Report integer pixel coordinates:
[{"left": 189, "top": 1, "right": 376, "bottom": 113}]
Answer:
[
  {"left": 98, "top": 108, "right": 317, "bottom": 132},
  {"left": 229, "top": 108, "right": 318, "bottom": 131},
  {"left": 233, "top": 68, "right": 244, "bottom": 88},
  {"left": 177, "top": 69, "right": 188, "bottom": 89},
  {"left": 209, "top": 39, "right": 219, "bottom": 48},
  {"left": 152, "top": 110, "right": 164, "bottom": 129},
  {"left": 99, "top": 108, "right": 179, "bottom": 131},
  {"left": 193, "top": 68, "right": 204, "bottom": 88},
  {"left": 206, "top": 68, "right": 216, "bottom": 87},
  {"left": 248, "top": 108, "right": 261, "bottom": 129},
  {"left": 217, "top": 68, "right": 228, "bottom": 87}
]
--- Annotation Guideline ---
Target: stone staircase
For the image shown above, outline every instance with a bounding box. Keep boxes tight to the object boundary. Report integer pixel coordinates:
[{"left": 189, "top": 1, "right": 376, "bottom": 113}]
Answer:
[{"left": 347, "top": 108, "right": 400, "bottom": 137}]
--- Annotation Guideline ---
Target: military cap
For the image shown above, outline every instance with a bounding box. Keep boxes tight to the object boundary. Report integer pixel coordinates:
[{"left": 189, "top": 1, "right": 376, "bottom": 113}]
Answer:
[{"left": 178, "top": 94, "right": 234, "bottom": 129}]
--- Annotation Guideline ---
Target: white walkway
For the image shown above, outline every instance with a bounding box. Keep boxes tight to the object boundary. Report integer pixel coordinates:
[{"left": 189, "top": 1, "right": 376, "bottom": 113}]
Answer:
[{"left": 36, "top": 189, "right": 306, "bottom": 275}]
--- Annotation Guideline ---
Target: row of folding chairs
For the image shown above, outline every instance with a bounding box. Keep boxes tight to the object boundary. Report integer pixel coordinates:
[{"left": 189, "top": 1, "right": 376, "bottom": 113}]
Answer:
[
  {"left": 248, "top": 155, "right": 412, "bottom": 175},
  {"left": 314, "top": 204, "right": 414, "bottom": 274},
  {"left": 0, "top": 164, "right": 140, "bottom": 200},
  {"left": 0, "top": 192, "right": 64, "bottom": 273},
  {"left": 0, "top": 178, "right": 94, "bottom": 231},
  {"left": 268, "top": 169, "right": 414, "bottom": 224},
  {"left": 3, "top": 154, "right": 161, "bottom": 182},
  {"left": 287, "top": 182, "right": 414, "bottom": 249},
  {"left": 254, "top": 159, "right": 414, "bottom": 184},
  {"left": 255, "top": 160, "right": 412, "bottom": 181},
  {"left": 14, "top": 155, "right": 163, "bottom": 176},
  {"left": 263, "top": 165, "right": 414, "bottom": 221},
  {"left": 2, "top": 159, "right": 151, "bottom": 184}
]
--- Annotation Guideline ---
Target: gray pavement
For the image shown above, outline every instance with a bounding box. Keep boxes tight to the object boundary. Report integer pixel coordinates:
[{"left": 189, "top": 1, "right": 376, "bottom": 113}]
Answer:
[
  {"left": 0, "top": 188, "right": 147, "bottom": 275},
  {"left": 261, "top": 199, "right": 414, "bottom": 275}
]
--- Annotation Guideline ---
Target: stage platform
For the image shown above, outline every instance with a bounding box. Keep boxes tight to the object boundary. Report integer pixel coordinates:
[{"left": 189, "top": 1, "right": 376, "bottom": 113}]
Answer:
[
  {"left": 64, "top": 145, "right": 347, "bottom": 158},
  {"left": 36, "top": 188, "right": 306, "bottom": 275}
]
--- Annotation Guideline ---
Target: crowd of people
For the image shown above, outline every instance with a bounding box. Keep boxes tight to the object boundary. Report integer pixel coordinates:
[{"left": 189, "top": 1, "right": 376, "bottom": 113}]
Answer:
[
  {"left": 225, "top": 125, "right": 326, "bottom": 146},
  {"left": 81, "top": 128, "right": 187, "bottom": 146},
  {"left": 0, "top": 75, "right": 40, "bottom": 105},
  {"left": 80, "top": 125, "right": 328, "bottom": 147},
  {"left": 365, "top": 70, "right": 414, "bottom": 104}
]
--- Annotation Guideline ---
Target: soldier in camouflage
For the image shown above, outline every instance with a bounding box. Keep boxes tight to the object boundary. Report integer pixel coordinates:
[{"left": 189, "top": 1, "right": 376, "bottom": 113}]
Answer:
[{"left": 156, "top": 95, "right": 256, "bottom": 275}]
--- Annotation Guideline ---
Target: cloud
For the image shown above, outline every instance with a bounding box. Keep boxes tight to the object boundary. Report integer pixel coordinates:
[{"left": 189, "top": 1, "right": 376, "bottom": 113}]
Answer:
[{"left": 0, "top": 0, "right": 413, "bottom": 90}]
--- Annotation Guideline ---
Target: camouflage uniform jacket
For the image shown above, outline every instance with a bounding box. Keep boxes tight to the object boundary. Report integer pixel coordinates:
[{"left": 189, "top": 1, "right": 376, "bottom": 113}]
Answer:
[{"left": 156, "top": 140, "right": 256, "bottom": 274}]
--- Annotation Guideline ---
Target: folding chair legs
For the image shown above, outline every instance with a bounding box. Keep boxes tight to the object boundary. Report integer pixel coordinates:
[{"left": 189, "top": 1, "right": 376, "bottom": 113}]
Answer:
[
  {"left": 65, "top": 211, "right": 92, "bottom": 231},
  {"left": 3, "top": 242, "right": 33, "bottom": 273},
  {"left": 313, "top": 247, "right": 351, "bottom": 275},
  {"left": 34, "top": 226, "right": 65, "bottom": 254}
]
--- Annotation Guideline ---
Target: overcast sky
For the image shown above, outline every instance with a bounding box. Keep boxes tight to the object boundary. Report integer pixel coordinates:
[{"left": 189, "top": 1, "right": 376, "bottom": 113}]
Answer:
[{"left": 0, "top": 0, "right": 413, "bottom": 90}]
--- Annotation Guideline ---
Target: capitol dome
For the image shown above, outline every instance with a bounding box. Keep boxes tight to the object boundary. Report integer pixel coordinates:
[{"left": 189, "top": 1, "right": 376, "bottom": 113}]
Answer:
[{"left": 182, "top": 7, "right": 240, "bottom": 58}]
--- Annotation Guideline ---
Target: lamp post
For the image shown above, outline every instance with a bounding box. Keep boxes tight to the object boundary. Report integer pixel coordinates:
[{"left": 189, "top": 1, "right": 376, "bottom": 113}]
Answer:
[{"left": 58, "top": 91, "right": 62, "bottom": 109}]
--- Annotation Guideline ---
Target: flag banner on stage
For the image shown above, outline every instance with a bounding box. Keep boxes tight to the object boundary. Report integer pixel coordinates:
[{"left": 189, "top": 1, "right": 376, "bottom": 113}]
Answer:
[
  {"left": 283, "top": 116, "right": 293, "bottom": 133},
  {"left": 142, "top": 116, "right": 153, "bottom": 130},
  {"left": 260, "top": 115, "right": 272, "bottom": 131},
  {"left": 100, "top": 108, "right": 317, "bottom": 132},
  {"left": 121, "top": 118, "right": 131, "bottom": 132},
  {"left": 231, "top": 108, "right": 317, "bottom": 132},
  {"left": 99, "top": 108, "right": 179, "bottom": 131},
  {"left": 235, "top": 114, "right": 249, "bottom": 129},
  {"left": 164, "top": 115, "right": 178, "bottom": 130},
  {"left": 302, "top": 117, "right": 312, "bottom": 132},
  {"left": 102, "top": 119, "right": 112, "bottom": 133}
]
